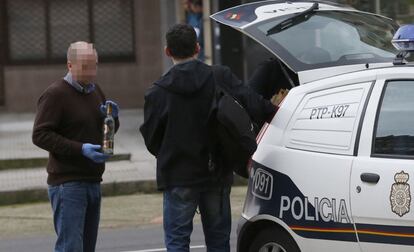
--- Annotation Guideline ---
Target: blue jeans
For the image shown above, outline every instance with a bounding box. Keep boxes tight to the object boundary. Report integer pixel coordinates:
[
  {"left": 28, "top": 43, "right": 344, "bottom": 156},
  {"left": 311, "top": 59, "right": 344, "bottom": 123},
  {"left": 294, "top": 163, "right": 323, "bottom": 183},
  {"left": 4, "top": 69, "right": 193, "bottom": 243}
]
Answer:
[
  {"left": 48, "top": 181, "right": 101, "bottom": 252},
  {"left": 163, "top": 186, "right": 231, "bottom": 252}
]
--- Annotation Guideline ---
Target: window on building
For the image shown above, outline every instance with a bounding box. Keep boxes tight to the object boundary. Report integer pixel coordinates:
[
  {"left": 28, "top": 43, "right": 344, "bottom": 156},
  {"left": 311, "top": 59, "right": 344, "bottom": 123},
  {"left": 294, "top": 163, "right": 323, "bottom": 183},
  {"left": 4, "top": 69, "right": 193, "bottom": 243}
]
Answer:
[
  {"left": 8, "top": 0, "right": 47, "bottom": 62},
  {"left": 6, "top": 0, "right": 134, "bottom": 64},
  {"left": 49, "top": 0, "right": 90, "bottom": 59},
  {"left": 93, "top": 0, "right": 134, "bottom": 59},
  {"left": 374, "top": 81, "right": 414, "bottom": 157}
]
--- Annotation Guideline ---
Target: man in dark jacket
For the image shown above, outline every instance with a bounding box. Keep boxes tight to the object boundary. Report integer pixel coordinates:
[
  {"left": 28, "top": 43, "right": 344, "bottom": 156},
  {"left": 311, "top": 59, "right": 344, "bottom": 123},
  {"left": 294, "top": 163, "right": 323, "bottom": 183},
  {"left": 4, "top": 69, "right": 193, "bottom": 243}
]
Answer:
[
  {"left": 140, "top": 24, "right": 276, "bottom": 252},
  {"left": 248, "top": 58, "right": 298, "bottom": 100},
  {"left": 32, "top": 41, "right": 119, "bottom": 252}
]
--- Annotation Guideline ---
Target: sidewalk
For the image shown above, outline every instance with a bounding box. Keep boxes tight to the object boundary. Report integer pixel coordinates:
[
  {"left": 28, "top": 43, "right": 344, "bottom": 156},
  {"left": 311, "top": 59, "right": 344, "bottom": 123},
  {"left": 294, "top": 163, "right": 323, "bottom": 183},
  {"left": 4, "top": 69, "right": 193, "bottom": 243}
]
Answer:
[{"left": 0, "top": 109, "right": 158, "bottom": 204}]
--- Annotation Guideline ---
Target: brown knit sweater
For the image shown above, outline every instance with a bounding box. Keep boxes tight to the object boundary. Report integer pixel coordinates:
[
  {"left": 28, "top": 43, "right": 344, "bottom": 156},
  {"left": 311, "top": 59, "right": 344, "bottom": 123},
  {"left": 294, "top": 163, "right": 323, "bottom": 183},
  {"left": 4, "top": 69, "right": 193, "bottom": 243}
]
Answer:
[{"left": 32, "top": 79, "right": 120, "bottom": 185}]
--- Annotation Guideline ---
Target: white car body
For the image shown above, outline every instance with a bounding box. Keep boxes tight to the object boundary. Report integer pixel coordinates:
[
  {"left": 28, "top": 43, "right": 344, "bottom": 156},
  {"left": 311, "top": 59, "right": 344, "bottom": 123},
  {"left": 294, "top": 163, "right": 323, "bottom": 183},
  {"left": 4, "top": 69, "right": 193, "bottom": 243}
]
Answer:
[{"left": 212, "top": 1, "right": 414, "bottom": 252}]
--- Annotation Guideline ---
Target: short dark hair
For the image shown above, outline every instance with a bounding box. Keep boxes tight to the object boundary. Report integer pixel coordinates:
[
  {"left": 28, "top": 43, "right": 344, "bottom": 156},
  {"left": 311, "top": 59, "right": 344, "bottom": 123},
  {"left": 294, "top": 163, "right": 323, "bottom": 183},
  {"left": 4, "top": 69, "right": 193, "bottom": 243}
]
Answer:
[{"left": 166, "top": 24, "right": 197, "bottom": 59}]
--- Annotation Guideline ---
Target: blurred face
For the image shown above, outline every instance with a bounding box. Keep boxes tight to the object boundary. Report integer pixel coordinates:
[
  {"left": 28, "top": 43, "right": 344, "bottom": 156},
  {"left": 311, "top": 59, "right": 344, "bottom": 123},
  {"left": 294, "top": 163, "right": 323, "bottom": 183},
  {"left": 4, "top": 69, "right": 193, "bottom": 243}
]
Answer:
[
  {"left": 67, "top": 48, "right": 98, "bottom": 84},
  {"left": 190, "top": 3, "right": 202, "bottom": 13},
  {"left": 183, "top": 0, "right": 190, "bottom": 11}
]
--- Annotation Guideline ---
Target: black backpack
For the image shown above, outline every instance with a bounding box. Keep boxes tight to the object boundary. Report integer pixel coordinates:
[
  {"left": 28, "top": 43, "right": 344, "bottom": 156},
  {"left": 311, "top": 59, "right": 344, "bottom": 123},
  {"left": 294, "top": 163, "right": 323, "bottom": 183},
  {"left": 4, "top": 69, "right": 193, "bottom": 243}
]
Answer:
[{"left": 208, "top": 67, "right": 257, "bottom": 178}]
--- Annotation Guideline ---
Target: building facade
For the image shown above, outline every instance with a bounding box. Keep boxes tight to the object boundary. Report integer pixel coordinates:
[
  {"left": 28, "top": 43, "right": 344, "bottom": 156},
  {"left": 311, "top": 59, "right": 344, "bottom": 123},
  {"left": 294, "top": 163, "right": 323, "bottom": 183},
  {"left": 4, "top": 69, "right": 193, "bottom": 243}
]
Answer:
[
  {"left": 0, "top": 0, "right": 166, "bottom": 112},
  {"left": 1, "top": 0, "right": 414, "bottom": 112}
]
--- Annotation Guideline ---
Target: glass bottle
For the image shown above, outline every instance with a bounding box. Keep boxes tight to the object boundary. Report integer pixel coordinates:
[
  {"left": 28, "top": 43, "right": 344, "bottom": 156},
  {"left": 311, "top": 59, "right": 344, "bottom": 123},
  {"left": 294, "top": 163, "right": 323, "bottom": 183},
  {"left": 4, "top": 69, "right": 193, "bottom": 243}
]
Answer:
[{"left": 102, "top": 103, "right": 115, "bottom": 155}]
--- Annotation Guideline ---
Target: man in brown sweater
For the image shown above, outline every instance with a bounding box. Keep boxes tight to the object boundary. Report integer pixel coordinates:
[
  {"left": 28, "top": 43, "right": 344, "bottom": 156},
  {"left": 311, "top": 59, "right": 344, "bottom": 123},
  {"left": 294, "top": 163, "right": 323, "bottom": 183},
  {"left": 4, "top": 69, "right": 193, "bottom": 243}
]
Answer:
[{"left": 32, "top": 41, "right": 119, "bottom": 252}]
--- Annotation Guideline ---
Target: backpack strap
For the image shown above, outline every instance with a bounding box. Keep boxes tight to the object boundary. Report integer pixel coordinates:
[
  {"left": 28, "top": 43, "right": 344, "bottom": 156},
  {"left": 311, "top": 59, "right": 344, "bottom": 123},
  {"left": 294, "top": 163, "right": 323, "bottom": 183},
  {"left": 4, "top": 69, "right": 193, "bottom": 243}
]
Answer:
[
  {"left": 211, "top": 65, "right": 241, "bottom": 103},
  {"left": 208, "top": 66, "right": 227, "bottom": 174}
]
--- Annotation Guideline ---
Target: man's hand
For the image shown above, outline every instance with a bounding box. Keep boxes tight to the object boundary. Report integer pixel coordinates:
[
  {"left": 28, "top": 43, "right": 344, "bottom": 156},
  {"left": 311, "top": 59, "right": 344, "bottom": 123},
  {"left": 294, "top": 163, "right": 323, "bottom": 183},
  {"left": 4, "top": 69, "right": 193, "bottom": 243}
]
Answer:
[
  {"left": 82, "top": 144, "right": 109, "bottom": 163},
  {"left": 100, "top": 100, "right": 119, "bottom": 118},
  {"left": 270, "top": 88, "right": 289, "bottom": 106}
]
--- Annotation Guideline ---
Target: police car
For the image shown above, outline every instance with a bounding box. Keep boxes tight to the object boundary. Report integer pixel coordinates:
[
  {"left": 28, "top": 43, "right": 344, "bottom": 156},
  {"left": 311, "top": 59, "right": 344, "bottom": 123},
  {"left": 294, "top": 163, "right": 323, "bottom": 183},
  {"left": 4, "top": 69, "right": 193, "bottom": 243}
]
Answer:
[{"left": 212, "top": 1, "right": 414, "bottom": 251}]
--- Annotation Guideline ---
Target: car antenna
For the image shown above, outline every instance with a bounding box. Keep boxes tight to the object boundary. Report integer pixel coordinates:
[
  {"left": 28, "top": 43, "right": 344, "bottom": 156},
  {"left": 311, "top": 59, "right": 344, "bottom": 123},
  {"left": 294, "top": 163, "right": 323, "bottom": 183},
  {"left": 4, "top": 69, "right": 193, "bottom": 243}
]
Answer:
[{"left": 266, "top": 2, "right": 319, "bottom": 36}]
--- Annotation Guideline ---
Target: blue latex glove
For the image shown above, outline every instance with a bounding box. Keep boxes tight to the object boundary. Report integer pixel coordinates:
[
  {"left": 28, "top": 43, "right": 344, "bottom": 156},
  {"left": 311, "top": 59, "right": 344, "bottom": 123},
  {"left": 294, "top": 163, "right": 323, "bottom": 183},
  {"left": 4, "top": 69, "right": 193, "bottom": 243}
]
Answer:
[
  {"left": 100, "top": 100, "right": 119, "bottom": 118},
  {"left": 82, "top": 144, "right": 110, "bottom": 163}
]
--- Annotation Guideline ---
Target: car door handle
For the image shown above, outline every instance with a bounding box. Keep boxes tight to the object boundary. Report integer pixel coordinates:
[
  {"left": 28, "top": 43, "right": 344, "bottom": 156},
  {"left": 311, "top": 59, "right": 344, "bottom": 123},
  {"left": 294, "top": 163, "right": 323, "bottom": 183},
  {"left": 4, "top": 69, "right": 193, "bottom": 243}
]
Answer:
[{"left": 360, "top": 173, "right": 380, "bottom": 184}]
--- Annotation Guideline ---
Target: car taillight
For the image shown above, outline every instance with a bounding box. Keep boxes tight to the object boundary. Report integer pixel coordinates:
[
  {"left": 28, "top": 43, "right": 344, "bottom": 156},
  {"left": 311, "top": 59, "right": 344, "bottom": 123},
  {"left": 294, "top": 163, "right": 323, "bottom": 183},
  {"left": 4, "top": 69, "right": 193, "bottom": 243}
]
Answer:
[
  {"left": 257, "top": 104, "right": 280, "bottom": 144},
  {"left": 256, "top": 122, "right": 270, "bottom": 144},
  {"left": 247, "top": 104, "right": 281, "bottom": 176}
]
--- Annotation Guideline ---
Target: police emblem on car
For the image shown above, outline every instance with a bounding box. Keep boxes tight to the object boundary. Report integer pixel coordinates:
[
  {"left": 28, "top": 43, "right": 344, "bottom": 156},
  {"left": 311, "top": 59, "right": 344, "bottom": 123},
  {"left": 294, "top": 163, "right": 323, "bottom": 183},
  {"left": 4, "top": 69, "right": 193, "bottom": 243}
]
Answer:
[{"left": 390, "top": 171, "right": 411, "bottom": 217}]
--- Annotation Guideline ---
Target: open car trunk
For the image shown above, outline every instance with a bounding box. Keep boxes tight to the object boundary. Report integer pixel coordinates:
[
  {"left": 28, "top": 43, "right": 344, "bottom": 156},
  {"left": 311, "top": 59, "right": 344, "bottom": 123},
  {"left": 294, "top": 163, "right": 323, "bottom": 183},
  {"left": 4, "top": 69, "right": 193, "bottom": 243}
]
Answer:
[{"left": 211, "top": 1, "right": 399, "bottom": 84}]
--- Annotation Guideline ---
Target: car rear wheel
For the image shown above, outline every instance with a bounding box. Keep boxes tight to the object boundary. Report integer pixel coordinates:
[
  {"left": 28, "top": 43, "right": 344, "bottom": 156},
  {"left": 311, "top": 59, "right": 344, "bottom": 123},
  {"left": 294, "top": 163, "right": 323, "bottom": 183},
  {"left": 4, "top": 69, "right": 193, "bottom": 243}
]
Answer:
[{"left": 248, "top": 227, "right": 300, "bottom": 252}]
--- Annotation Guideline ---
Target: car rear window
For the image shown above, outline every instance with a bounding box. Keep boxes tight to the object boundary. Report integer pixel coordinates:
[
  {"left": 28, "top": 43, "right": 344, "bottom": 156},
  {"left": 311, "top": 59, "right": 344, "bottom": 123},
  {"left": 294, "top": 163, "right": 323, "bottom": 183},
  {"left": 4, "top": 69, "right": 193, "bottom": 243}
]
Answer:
[{"left": 246, "top": 11, "right": 398, "bottom": 72}]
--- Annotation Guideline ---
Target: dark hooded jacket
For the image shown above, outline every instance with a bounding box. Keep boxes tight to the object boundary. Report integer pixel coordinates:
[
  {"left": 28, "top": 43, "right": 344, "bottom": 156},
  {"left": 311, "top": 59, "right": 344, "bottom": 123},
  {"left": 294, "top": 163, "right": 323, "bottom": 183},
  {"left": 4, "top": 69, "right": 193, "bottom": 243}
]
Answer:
[{"left": 140, "top": 60, "right": 276, "bottom": 190}]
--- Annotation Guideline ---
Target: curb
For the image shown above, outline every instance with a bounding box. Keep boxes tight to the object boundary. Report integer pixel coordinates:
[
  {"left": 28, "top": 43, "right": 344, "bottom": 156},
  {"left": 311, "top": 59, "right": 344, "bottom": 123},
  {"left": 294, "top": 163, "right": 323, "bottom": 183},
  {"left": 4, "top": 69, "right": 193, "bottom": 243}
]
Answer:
[
  {"left": 0, "top": 153, "right": 131, "bottom": 171},
  {"left": 0, "top": 176, "right": 248, "bottom": 206}
]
